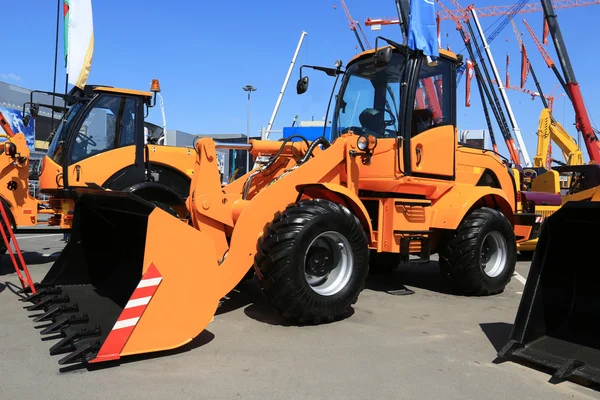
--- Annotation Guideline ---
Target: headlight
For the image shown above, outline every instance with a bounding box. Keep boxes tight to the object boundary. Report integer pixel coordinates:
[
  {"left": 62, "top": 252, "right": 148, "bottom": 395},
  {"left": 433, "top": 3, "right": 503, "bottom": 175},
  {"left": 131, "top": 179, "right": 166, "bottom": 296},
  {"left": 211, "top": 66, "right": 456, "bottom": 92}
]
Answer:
[{"left": 357, "top": 134, "right": 377, "bottom": 152}]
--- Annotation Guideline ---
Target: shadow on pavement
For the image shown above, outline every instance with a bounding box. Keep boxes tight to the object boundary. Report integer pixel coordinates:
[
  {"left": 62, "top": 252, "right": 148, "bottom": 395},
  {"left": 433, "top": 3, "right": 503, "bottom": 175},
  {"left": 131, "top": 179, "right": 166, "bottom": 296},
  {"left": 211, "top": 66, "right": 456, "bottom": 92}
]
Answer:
[
  {"left": 216, "top": 279, "right": 259, "bottom": 316},
  {"left": 0, "top": 281, "right": 5, "bottom": 294},
  {"left": 479, "top": 322, "right": 514, "bottom": 353},
  {"left": 0, "top": 251, "right": 60, "bottom": 276},
  {"left": 366, "top": 261, "right": 455, "bottom": 296},
  {"left": 59, "top": 330, "right": 216, "bottom": 373}
]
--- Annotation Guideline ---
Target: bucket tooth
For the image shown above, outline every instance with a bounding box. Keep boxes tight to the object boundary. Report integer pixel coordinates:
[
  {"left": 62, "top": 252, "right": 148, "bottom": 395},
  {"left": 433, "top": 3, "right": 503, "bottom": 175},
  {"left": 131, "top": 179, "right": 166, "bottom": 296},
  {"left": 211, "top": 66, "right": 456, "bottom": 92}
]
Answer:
[
  {"left": 20, "top": 287, "right": 62, "bottom": 303},
  {"left": 24, "top": 294, "right": 70, "bottom": 311},
  {"left": 33, "top": 303, "right": 79, "bottom": 323},
  {"left": 57, "top": 342, "right": 99, "bottom": 366},
  {"left": 17, "top": 282, "right": 52, "bottom": 295},
  {"left": 554, "top": 359, "right": 585, "bottom": 381},
  {"left": 40, "top": 313, "right": 89, "bottom": 335},
  {"left": 49, "top": 325, "right": 101, "bottom": 356}
]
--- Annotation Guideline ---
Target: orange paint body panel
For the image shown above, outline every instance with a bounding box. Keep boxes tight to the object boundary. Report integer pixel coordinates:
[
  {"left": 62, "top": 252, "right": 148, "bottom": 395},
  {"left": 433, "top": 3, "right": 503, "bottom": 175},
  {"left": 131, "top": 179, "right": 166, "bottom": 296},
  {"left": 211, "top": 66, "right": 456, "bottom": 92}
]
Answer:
[
  {"left": 0, "top": 133, "right": 40, "bottom": 227},
  {"left": 38, "top": 144, "right": 195, "bottom": 228}
]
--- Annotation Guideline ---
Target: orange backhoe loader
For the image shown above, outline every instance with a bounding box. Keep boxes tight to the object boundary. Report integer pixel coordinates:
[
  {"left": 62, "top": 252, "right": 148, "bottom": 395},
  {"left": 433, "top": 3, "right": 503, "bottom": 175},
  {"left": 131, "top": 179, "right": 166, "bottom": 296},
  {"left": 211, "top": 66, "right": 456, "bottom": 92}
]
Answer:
[
  {"left": 19, "top": 40, "right": 539, "bottom": 367},
  {"left": 0, "top": 81, "right": 200, "bottom": 255}
]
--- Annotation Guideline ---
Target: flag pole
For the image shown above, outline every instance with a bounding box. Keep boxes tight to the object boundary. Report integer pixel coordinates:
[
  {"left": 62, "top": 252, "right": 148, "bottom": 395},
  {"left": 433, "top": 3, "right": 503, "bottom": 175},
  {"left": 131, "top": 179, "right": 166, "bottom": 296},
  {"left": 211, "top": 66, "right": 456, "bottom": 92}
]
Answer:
[{"left": 50, "top": 0, "right": 61, "bottom": 133}]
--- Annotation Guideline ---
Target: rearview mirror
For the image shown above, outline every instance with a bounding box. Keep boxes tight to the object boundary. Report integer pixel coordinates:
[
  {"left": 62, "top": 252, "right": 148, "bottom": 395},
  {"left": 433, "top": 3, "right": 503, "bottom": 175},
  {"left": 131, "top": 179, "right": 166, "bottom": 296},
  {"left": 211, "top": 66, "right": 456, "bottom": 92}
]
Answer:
[
  {"left": 297, "top": 76, "right": 309, "bottom": 95},
  {"left": 375, "top": 47, "right": 393, "bottom": 66},
  {"left": 23, "top": 115, "right": 30, "bottom": 128},
  {"left": 31, "top": 103, "right": 39, "bottom": 119}
]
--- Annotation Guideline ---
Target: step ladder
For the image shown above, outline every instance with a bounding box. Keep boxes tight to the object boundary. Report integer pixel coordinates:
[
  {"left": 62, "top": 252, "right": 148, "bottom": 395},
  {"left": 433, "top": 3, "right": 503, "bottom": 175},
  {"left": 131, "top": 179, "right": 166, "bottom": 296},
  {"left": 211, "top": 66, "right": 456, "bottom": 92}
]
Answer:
[{"left": 0, "top": 201, "right": 36, "bottom": 294}]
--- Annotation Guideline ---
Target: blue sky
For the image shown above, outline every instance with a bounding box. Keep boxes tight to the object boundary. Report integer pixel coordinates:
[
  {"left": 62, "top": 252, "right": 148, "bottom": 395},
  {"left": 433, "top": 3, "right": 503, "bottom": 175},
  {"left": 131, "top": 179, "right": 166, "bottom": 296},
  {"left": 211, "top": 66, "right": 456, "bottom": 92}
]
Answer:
[{"left": 3, "top": 0, "right": 600, "bottom": 164}]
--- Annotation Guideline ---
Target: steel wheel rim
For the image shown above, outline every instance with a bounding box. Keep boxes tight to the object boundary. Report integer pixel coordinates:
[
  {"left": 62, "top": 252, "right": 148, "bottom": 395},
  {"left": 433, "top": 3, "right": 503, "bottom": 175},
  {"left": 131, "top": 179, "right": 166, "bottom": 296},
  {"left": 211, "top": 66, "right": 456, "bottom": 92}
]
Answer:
[
  {"left": 304, "top": 231, "right": 353, "bottom": 296},
  {"left": 481, "top": 231, "right": 508, "bottom": 278}
]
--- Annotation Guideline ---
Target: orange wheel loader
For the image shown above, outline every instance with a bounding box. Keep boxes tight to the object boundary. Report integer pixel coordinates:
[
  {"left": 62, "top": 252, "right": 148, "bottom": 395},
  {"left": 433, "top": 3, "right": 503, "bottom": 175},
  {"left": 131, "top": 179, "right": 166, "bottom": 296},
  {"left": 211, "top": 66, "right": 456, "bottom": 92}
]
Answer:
[
  {"left": 0, "top": 80, "right": 199, "bottom": 255},
  {"left": 19, "top": 39, "right": 539, "bottom": 368}
]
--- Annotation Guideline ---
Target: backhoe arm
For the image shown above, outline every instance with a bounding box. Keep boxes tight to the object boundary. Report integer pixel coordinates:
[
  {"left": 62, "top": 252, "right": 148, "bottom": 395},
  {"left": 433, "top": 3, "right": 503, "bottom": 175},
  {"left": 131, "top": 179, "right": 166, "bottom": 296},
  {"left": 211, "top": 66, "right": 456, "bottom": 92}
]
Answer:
[
  {"left": 534, "top": 108, "right": 583, "bottom": 167},
  {"left": 534, "top": 109, "right": 552, "bottom": 168},
  {"left": 549, "top": 118, "right": 583, "bottom": 166}
]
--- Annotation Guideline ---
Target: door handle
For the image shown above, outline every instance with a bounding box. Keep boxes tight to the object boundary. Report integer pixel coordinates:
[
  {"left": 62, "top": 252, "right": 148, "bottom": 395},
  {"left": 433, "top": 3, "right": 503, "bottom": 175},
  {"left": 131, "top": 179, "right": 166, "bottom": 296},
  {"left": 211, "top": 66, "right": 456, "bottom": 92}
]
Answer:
[
  {"left": 75, "top": 165, "right": 81, "bottom": 182},
  {"left": 415, "top": 147, "right": 422, "bottom": 166}
]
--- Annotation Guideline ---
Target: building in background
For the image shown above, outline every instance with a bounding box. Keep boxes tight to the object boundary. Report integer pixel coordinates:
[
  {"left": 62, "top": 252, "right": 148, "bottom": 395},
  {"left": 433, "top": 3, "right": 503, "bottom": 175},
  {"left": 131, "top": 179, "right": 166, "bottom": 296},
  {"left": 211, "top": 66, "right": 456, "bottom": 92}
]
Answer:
[
  {"left": 0, "top": 81, "right": 65, "bottom": 153},
  {"left": 282, "top": 120, "right": 331, "bottom": 142},
  {"left": 159, "top": 130, "right": 259, "bottom": 184}
]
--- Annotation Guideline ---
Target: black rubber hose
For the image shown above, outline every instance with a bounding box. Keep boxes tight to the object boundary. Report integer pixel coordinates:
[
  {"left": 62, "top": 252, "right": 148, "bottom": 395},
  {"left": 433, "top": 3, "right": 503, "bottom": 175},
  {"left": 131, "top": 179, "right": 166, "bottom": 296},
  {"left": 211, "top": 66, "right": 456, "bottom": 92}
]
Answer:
[
  {"left": 263, "top": 135, "right": 310, "bottom": 171},
  {"left": 297, "top": 136, "right": 331, "bottom": 165}
]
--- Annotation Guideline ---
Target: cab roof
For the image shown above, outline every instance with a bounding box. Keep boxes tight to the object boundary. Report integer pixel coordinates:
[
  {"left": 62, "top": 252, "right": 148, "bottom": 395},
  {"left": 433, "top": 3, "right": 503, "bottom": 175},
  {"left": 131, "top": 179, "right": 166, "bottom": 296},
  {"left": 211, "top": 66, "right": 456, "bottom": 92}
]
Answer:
[
  {"left": 348, "top": 45, "right": 459, "bottom": 65},
  {"left": 93, "top": 86, "right": 153, "bottom": 98}
]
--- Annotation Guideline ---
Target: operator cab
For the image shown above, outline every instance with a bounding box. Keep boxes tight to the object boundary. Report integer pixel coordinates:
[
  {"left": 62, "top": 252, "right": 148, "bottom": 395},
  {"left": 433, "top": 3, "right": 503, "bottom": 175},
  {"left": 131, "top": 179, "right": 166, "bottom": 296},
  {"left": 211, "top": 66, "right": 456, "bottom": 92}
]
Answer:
[
  {"left": 332, "top": 46, "right": 456, "bottom": 143},
  {"left": 308, "top": 42, "right": 459, "bottom": 180},
  {"left": 34, "top": 81, "right": 163, "bottom": 196}
]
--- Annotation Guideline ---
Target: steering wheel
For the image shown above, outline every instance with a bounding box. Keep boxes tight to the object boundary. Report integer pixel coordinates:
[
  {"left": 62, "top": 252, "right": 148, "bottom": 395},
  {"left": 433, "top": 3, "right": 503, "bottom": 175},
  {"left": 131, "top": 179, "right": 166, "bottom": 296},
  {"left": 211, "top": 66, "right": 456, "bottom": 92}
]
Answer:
[
  {"left": 76, "top": 131, "right": 97, "bottom": 146},
  {"left": 383, "top": 108, "right": 397, "bottom": 127},
  {"left": 341, "top": 126, "right": 366, "bottom": 136}
]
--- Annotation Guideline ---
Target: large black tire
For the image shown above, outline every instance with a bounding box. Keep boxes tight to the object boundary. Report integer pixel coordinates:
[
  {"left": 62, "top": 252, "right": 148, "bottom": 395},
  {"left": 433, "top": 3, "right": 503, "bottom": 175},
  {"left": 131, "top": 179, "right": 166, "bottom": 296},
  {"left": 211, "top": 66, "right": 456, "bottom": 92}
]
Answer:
[
  {"left": 255, "top": 199, "right": 369, "bottom": 324},
  {"left": 439, "top": 207, "right": 516, "bottom": 296}
]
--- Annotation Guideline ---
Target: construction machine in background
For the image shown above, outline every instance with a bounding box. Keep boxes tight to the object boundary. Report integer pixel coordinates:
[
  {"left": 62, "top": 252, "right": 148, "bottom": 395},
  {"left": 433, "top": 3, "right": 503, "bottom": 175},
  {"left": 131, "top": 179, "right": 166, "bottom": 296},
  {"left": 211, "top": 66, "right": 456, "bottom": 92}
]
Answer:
[
  {"left": 515, "top": 107, "right": 584, "bottom": 257},
  {"left": 0, "top": 111, "right": 54, "bottom": 252},
  {"left": 0, "top": 81, "right": 198, "bottom": 250},
  {"left": 497, "top": 0, "right": 600, "bottom": 386},
  {"left": 18, "top": 38, "right": 539, "bottom": 367}
]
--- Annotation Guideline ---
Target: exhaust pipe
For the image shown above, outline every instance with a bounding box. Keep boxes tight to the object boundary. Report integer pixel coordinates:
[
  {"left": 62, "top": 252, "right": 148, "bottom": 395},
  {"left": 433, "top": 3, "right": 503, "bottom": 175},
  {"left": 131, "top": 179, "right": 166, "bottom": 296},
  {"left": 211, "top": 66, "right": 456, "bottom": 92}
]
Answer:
[{"left": 498, "top": 201, "right": 600, "bottom": 385}]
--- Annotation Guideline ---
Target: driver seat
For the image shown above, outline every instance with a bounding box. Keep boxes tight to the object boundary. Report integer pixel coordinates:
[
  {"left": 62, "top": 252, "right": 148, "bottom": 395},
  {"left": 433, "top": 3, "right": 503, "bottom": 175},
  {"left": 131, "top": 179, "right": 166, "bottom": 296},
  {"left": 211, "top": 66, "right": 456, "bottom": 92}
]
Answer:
[
  {"left": 411, "top": 108, "right": 434, "bottom": 137},
  {"left": 359, "top": 108, "right": 387, "bottom": 138}
]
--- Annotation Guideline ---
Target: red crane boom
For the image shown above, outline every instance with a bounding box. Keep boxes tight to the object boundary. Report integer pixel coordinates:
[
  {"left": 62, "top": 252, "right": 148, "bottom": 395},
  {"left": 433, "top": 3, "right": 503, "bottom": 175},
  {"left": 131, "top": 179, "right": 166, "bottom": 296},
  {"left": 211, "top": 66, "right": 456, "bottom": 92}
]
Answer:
[{"left": 365, "top": 0, "right": 600, "bottom": 26}]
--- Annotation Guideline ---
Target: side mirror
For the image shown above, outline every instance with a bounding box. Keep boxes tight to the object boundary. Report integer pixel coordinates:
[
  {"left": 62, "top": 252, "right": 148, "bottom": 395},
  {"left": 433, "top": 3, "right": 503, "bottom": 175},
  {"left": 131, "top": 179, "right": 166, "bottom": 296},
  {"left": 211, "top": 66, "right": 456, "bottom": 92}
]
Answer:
[
  {"left": 31, "top": 103, "right": 39, "bottom": 119},
  {"left": 375, "top": 47, "right": 393, "bottom": 66},
  {"left": 5, "top": 142, "right": 17, "bottom": 158},
  {"left": 23, "top": 115, "right": 30, "bottom": 128},
  {"left": 297, "top": 76, "right": 309, "bottom": 95}
]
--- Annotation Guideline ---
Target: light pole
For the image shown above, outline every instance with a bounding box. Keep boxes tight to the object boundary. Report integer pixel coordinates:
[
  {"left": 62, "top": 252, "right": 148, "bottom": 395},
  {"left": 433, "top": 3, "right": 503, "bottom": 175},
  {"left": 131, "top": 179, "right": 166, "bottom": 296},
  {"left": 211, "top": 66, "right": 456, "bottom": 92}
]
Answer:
[{"left": 242, "top": 84, "right": 256, "bottom": 173}]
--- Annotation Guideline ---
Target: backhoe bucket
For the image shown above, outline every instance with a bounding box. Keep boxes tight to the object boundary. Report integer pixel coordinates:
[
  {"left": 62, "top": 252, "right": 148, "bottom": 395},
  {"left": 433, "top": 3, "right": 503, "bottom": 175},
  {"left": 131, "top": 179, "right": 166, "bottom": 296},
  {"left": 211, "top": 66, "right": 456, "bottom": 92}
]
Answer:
[
  {"left": 22, "top": 191, "right": 221, "bottom": 367},
  {"left": 499, "top": 201, "right": 600, "bottom": 385}
]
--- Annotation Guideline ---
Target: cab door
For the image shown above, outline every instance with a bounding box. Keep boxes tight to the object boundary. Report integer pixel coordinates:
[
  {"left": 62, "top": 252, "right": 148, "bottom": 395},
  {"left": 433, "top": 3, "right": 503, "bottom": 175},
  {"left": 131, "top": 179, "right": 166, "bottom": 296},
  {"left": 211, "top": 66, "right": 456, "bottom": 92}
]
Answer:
[
  {"left": 65, "top": 93, "right": 144, "bottom": 188},
  {"left": 405, "top": 56, "right": 456, "bottom": 180}
]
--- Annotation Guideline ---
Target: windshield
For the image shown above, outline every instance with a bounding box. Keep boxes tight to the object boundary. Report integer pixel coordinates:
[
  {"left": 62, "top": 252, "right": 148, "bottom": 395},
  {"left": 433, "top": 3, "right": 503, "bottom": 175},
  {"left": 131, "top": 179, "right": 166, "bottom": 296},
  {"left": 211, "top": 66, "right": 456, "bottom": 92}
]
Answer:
[
  {"left": 332, "top": 52, "right": 406, "bottom": 139},
  {"left": 46, "top": 102, "right": 84, "bottom": 164}
]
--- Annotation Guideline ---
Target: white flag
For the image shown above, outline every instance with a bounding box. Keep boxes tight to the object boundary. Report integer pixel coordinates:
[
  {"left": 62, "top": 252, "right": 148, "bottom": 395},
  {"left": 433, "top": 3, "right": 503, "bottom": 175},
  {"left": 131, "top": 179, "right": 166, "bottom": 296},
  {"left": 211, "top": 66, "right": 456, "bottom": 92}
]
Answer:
[{"left": 66, "top": 0, "right": 94, "bottom": 89}]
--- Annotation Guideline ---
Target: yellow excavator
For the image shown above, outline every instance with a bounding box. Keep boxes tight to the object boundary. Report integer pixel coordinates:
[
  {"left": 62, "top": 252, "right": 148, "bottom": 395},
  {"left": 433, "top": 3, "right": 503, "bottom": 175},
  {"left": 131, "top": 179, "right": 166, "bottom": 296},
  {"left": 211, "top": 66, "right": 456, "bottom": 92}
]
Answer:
[
  {"left": 532, "top": 108, "right": 583, "bottom": 170},
  {"left": 517, "top": 108, "right": 585, "bottom": 257}
]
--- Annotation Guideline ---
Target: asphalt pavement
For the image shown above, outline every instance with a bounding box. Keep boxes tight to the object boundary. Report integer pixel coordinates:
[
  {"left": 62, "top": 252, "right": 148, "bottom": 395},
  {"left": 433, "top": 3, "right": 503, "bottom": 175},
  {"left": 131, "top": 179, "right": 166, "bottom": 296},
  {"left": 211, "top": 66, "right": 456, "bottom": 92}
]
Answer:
[{"left": 0, "top": 235, "right": 597, "bottom": 400}]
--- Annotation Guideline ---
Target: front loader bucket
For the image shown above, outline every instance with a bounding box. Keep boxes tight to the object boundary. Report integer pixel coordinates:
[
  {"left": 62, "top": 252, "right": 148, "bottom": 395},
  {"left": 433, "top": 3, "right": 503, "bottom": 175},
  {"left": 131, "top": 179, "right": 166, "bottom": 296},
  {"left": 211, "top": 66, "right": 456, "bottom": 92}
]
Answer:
[
  {"left": 22, "top": 191, "right": 221, "bottom": 367},
  {"left": 499, "top": 201, "right": 600, "bottom": 385}
]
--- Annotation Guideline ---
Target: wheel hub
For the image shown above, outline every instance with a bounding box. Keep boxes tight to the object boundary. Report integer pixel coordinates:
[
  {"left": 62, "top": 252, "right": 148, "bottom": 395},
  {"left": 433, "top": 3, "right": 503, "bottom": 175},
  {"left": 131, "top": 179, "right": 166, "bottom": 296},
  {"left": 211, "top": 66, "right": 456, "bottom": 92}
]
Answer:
[
  {"left": 304, "top": 231, "right": 354, "bottom": 296},
  {"left": 480, "top": 231, "right": 508, "bottom": 278},
  {"left": 306, "top": 248, "right": 334, "bottom": 277}
]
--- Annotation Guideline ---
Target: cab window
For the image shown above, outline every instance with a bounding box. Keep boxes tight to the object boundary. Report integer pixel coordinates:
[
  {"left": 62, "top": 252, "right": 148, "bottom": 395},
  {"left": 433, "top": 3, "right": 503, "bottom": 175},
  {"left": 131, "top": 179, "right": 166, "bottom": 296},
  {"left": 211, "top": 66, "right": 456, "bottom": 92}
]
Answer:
[
  {"left": 411, "top": 57, "right": 454, "bottom": 137},
  {"left": 69, "top": 94, "right": 137, "bottom": 164},
  {"left": 334, "top": 52, "right": 405, "bottom": 139}
]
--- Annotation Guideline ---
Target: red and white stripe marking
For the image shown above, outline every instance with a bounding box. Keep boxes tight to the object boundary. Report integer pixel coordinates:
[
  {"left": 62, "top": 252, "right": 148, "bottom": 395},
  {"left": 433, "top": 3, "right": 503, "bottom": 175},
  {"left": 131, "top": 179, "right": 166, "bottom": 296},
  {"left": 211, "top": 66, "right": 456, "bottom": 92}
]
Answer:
[
  {"left": 89, "top": 263, "right": 162, "bottom": 363},
  {"left": 535, "top": 216, "right": 543, "bottom": 223}
]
